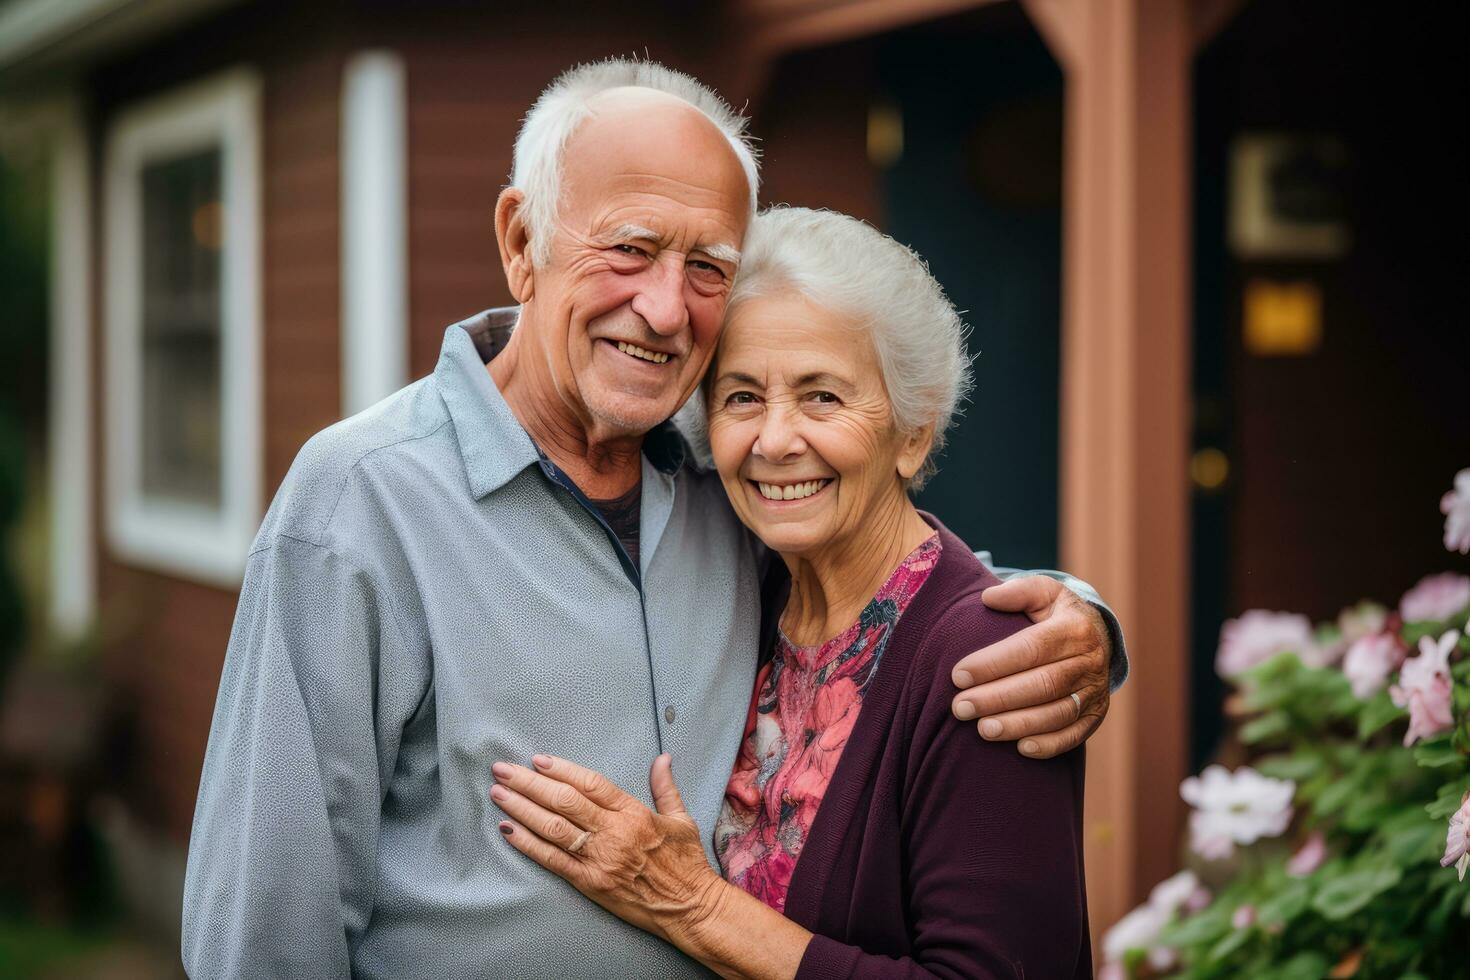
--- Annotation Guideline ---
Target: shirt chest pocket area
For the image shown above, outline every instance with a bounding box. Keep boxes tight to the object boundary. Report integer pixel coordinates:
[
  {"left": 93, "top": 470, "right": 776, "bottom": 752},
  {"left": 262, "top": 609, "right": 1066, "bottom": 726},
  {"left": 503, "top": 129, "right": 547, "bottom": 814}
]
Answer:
[{"left": 430, "top": 591, "right": 661, "bottom": 767}]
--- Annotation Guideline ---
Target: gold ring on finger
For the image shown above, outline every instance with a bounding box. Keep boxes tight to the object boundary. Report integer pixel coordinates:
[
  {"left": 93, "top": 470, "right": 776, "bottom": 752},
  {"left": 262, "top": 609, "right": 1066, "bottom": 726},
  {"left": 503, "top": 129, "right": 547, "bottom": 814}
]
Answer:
[
  {"left": 567, "top": 830, "right": 593, "bottom": 855},
  {"left": 1069, "top": 691, "right": 1082, "bottom": 715}
]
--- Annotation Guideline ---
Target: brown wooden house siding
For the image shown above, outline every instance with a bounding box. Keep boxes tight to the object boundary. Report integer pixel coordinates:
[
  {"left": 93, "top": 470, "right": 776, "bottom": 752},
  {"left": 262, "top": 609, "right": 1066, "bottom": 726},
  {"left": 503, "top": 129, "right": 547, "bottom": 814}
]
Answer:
[{"left": 89, "top": 9, "right": 345, "bottom": 841}]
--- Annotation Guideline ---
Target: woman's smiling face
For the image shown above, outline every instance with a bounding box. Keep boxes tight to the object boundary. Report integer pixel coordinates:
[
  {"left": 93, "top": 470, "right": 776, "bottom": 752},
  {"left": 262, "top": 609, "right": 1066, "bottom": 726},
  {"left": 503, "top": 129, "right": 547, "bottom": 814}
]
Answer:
[{"left": 706, "top": 291, "right": 930, "bottom": 557}]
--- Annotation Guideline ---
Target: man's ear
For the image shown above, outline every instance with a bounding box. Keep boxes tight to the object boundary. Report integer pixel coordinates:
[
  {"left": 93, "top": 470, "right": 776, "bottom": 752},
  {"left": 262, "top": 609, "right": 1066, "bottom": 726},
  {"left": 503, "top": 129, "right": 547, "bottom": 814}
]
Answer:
[
  {"left": 896, "top": 423, "right": 937, "bottom": 481},
  {"left": 495, "top": 188, "right": 535, "bottom": 304}
]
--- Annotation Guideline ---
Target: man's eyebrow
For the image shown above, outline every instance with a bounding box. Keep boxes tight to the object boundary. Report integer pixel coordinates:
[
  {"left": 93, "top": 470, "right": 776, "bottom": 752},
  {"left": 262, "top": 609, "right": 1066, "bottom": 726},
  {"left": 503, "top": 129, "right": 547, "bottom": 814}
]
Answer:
[
  {"left": 607, "top": 223, "right": 661, "bottom": 243},
  {"left": 700, "top": 242, "right": 742, "bottom": 265}
]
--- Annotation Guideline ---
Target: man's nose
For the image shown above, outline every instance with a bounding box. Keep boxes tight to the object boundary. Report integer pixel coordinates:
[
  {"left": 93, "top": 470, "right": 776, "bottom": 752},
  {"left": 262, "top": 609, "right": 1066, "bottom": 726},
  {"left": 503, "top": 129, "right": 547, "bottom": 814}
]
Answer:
[
  {"left": 753, "top": 404, "right": 806, "bottom": 462},
  {"left": 629, "top": 254, "right": 690, "bottom": 337}
]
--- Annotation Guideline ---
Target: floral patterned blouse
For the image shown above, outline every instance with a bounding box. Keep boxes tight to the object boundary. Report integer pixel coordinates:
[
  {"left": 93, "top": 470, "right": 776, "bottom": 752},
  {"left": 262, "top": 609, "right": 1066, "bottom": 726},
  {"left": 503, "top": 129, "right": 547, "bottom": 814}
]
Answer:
[{"left": 714, "top": 533, "right": 943, "bottom": 912}]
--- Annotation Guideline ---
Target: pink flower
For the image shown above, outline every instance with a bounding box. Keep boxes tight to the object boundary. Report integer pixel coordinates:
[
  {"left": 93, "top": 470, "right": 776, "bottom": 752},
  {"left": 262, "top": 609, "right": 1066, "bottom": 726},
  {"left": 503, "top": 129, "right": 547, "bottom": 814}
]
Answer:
[
  {"left": 1184, "top": 885, "right": 1213, "bottom": 913},
  {"left": 1103, "top": 870, "right": 1209, "bottom": 975},
  {"left": 1342, "top": 632, "right": 1405, "bottom": 699},
  {"left": 1096, "top": 963, "right": 1127, "bottom": 980},
  {"left": 1287, "top": 830, "right": 1328, "bottom": 877},
  {"left": 1440, "top": 790, "right": 1470, "bottom": 881},
  {"left": 1232, "top": 904, "right": 1256, "bottom": 929},
  {"left": 1102, "top": 902, "right": 1170, "bottom": 965},
  {"left": 1181, "top": 765, "right": 1295, "bottom": 860},
  {"left": 1319, "top": 601, "right": 1389, "bottom": 664},
  {"left": 1399, "top": 573, "right": 1470, "bottom": 623},
  {"left": 1147, "top": 870, "right": 1201, "bottom": 915},
  {"left": 1389, "top": 630, "right": 1459, "bottom": 746},
  {"left": 1338, "top": 601, "right": 1388, "bottom": 644},
  {"left": 1216, "top": 610, "right": 1319, "bottom": 678},
  {"left": 1147, "top": 946, "right": 1179, "bottom": 971},
  {"left": 1443, "top": 468, "right": 1470, "bottom": 554}
]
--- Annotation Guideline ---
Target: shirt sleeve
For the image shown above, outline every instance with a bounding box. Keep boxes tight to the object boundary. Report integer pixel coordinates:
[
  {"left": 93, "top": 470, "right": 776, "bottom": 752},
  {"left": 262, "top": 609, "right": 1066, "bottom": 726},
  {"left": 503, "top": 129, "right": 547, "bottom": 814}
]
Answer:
[
  {"left": 795, "top": 604, "right": 1090, "bottom": 980},
  {"left": 981, "top": 555, "right": 1130, "bottom": 692},
  {"left": 182, "top": 535, "right": 424, "bottom": 979}
]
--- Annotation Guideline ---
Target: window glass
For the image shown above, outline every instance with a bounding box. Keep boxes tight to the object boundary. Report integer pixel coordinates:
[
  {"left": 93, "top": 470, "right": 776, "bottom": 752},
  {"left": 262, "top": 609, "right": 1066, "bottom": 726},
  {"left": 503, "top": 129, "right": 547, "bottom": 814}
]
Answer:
[{"left": 139, "top": 148, "right": 222, "bottom": 508}]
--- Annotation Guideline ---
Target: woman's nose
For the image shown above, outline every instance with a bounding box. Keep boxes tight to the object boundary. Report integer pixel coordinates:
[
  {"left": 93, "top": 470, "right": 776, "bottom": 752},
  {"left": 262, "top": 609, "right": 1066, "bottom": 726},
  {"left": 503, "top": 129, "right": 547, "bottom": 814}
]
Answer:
[{"left": 752, "top": 406, "right": 806, "bottom": 462}]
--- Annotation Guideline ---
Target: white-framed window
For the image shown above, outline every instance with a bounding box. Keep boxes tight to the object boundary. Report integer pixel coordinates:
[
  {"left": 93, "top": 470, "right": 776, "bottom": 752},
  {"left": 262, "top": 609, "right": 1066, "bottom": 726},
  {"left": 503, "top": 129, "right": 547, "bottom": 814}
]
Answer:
[{"left": 103, "top": 68, "right": 262, "bottom": 587}]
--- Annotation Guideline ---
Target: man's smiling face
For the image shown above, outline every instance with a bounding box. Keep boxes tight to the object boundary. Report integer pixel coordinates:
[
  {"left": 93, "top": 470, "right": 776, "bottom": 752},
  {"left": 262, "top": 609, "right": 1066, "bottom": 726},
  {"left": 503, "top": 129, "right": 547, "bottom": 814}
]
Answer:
[{"left": 522, "top": 88, "right": 752, "bottom": 437}]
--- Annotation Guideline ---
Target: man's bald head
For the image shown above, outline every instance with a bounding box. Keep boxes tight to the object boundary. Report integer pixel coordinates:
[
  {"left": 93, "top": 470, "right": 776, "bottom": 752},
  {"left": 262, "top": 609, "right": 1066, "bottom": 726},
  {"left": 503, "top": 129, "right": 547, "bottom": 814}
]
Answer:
[{"left": 510, "top": 58, "right": 759, "bottom": 266}]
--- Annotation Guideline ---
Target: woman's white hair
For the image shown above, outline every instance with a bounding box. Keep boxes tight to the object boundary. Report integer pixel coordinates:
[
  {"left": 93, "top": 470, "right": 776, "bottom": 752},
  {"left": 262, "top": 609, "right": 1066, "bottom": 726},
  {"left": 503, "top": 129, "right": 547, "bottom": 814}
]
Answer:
[
  {"left": 511, "top": 58, "right": 760, "bottom": 266},
  {"left": 724, "top": 207, "right": 974, "bottom": 491}
]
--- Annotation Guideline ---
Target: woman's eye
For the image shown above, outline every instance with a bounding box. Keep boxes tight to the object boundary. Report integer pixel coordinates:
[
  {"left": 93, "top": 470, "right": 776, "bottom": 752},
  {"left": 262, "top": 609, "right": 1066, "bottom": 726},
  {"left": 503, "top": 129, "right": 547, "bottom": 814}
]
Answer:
[
  {"left": 809, "top": 391, "right": 839, "bottom": 404},
  {"left": 726, "top": 391, "right": 758, "bottom": 407}
]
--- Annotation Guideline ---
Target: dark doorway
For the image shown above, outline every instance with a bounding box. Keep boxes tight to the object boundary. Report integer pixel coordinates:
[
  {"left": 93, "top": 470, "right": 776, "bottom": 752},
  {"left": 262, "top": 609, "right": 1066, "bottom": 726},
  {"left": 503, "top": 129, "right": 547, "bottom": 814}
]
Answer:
[
  {"left": 1191, "top": 0, "right": 1470, "bottom": 768},
  {"left": 882, "top": 7, "right": 1064, "bottom": 570}
]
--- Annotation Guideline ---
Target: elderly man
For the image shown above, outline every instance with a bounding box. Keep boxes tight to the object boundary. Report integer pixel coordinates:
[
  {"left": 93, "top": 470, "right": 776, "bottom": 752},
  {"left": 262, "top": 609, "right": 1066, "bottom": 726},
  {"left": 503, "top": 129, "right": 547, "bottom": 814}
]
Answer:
[{"left": 183, "top": 60, "right": 1126, "bottom": 979}]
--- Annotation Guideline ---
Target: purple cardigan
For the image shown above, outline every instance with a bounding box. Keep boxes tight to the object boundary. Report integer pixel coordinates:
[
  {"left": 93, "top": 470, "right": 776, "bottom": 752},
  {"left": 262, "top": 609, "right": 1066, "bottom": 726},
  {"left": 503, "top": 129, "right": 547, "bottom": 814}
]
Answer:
[{"left": 778, "top": 517, "right": 1090, "bottom": 979}]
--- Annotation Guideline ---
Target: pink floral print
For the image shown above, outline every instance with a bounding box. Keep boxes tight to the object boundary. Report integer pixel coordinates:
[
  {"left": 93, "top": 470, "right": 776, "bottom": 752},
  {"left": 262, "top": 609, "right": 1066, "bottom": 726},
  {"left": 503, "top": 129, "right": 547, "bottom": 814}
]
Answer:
[{"left": 715, "top": 534, "right": 942, "bottom": 912}]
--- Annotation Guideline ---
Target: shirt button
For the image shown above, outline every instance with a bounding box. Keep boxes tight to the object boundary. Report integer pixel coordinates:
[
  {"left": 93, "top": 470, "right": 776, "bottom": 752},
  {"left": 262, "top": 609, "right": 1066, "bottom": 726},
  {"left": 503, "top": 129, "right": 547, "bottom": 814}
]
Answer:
[{"left": 664, "top": 705, "right": 676, "bottom": 724}]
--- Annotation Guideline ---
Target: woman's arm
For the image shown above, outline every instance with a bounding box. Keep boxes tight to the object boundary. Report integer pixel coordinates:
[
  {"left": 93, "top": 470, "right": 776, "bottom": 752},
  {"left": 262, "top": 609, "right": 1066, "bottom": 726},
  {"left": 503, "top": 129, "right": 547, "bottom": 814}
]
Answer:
[
  {"left": 490, "top": 754, "right": 811, "bottom": 980},
  {"left": 491, "top": 602, "right": 1088, "bottom": 979}
]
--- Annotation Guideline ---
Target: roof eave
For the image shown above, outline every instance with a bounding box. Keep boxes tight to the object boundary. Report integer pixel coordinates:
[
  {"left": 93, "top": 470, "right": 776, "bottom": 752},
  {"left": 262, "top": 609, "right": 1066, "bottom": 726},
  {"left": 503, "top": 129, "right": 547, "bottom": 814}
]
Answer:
[{"left": 0, "top": 0, "right": 240, "bottom": 90}]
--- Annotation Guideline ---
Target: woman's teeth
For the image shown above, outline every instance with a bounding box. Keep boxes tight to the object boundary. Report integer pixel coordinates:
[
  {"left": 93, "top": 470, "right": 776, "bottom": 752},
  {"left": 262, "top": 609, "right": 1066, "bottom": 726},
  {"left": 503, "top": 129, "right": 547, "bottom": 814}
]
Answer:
[
  {"left": 616, "top": 341, "right": 669, "bottom": 364},
  {"left": 756, "top": 479, "right": 830, "bottom": 501}
]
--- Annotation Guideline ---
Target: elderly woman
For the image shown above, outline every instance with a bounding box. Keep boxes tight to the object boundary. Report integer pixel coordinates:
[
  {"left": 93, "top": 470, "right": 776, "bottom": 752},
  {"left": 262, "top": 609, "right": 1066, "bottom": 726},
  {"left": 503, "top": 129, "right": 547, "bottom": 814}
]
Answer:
[{"left": 490, "top": 207, "right": 1089, "bottom": 978}]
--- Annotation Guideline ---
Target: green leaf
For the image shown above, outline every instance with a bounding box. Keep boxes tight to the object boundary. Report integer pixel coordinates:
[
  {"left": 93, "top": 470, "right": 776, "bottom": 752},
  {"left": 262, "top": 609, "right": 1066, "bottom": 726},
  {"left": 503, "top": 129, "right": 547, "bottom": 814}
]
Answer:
[
  {"left": 1359, "top": 691, "right": 1406, "bottom": 738},
  {"left": 1256, "top": 752, "right": 1324, "bottom": 783},
  {"left": 1241, "top": 711, "right": 1291, "bottom": 744},
  {"left": 1404, "top": 620, "right": 1448, "bottom": 646},
  {"left": 1271, "top": 952, "right": 1331, "bottom": 980},
  {"left": 1426, "top": 776, "right": 1470, "bottom": 819},
  {"left": 1316, "top": 774, "right": 1360, "bottom": 816},
  {"left": 1453, "top": 717, "right": 1470, "bottom": 750},
  {"left": 1256, "top": 879, "right": 1310, "bottom": 926},
  {"left": 1344, "top": 798, "right": 1400, "bottom": 832},
  {"left": 1428, "top": 882, "right": 1462, "bottom": 932},
  {"left": 1207, "top": 925, "right": 1254, "bottom": 962},
  {"left": 1159, "top": 909, "right": 1230, "bottom": 949},
  {"left": 1414, "top": 737, "right": 1464, "bottom": 768},
  {"left": 1311, "top": 864, "right": 1403, "bottom": 919},
  {"left": 1382, "top": 813, "right": 1445, "bottom": 863}
]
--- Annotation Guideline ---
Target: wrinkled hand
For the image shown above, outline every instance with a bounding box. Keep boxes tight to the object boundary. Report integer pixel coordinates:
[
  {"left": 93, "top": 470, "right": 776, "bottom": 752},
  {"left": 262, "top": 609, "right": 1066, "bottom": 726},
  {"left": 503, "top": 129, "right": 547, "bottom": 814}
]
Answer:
[
  {"left": 950, "top": 576, "right": 1111, "bottom": 758},
  {"left": 490, "top": 754, "right": 724, "bottom": 944}
]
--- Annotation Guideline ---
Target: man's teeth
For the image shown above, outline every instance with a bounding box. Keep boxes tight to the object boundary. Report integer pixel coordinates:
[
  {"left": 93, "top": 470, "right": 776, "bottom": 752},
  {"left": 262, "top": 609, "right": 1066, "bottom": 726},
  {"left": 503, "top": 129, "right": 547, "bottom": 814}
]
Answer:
[
  {"left": 756, "top": 480, "right": 830, "bottom": 501},
  {"left": 616, "top": 341, "right": 669, "bottom": 364}
]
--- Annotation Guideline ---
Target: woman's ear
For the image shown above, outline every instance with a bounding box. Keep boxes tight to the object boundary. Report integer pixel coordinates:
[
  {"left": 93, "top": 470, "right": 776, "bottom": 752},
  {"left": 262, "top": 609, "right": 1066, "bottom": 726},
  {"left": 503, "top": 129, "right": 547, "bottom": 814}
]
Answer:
[
  {"left": 896, "top": 423, "right": 937, "bottom": 481},
  {"left": 495, "top": 188, "right": 535, "bottom": 304}
]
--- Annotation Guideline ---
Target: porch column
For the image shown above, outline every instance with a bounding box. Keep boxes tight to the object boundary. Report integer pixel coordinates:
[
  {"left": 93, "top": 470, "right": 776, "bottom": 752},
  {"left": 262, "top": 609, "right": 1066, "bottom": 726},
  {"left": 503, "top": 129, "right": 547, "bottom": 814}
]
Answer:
[
  {"left": 341, "top": 50, "right": 409, "bottom": 417},
  {"left": 48, "top": 97, "right": 94, "bottom": 640},
  {"left": 1021, "top": 0, "right": 1196, "bottom": 935}
]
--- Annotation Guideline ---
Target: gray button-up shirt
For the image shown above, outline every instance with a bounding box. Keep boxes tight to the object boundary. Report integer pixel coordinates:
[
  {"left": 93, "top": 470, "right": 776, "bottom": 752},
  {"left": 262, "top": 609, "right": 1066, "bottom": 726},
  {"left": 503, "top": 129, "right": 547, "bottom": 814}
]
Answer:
[{"left": 183, "top": 310, "right": 1125, "bottom": 979}]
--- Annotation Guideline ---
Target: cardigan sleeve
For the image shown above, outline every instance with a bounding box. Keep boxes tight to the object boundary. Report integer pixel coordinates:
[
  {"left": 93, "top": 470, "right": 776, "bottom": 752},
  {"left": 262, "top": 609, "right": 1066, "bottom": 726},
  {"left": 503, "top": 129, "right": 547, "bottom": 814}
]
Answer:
[{"left": 794, "top": 600, "right": 1090, "bottom": 980}]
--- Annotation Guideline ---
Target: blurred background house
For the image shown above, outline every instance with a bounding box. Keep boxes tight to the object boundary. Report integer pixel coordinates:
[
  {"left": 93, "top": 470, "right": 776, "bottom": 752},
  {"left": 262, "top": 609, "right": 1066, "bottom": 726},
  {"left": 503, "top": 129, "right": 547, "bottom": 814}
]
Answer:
[{"left": 0, "top": 0, "right": 1464, "bottom": 973}]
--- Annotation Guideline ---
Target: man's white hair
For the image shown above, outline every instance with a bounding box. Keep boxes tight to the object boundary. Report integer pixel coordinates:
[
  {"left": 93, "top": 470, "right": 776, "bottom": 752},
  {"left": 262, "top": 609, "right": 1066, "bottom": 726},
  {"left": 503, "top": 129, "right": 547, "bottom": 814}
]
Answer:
[
  {"left": 723, "top": 207, "right": 974, "bottom": 491},
  {"left": 511, "top": 58, "right": 760, "bottom": 266}
]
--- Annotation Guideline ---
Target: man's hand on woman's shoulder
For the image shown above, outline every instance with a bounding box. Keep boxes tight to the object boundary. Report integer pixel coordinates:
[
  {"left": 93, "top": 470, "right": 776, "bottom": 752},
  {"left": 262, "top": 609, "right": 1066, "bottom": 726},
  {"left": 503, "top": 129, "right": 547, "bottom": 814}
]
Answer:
[{"left": 949, "top": 576, "right": 1112, "bottom": 759}]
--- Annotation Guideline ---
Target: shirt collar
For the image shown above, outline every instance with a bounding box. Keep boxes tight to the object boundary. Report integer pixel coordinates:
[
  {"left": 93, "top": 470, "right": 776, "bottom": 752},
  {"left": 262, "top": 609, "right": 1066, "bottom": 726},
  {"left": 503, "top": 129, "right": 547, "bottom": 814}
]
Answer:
[{"left": 435, "top": 308, "right": 692, "bottom": 499}]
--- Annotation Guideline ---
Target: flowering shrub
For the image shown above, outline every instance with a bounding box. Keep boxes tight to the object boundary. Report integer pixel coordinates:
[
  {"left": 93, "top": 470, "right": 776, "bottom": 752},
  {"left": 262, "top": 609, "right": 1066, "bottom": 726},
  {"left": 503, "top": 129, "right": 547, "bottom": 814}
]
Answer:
[{"left": 1106, "top": 469, "right": 1470, "bottom": 979}]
